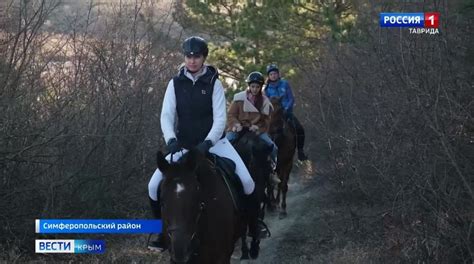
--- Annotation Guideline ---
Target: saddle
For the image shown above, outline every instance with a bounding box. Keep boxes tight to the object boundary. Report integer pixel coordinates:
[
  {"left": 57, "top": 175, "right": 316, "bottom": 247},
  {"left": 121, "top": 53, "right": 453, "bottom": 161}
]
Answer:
[{"left": 206, "top": 153, "right": 244, "bottom": 212}]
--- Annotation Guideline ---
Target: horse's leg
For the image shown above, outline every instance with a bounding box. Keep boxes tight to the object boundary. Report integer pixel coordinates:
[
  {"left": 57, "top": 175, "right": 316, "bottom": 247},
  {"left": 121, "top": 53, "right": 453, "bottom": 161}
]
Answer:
[
  {"left": 279, "top": 185, "right": 288, "bottom": 219},
  {"left": 266, "top": 183, "right": 277, "bottom": 212},
  {"left": 279, "top": 169, "right": 291, "bottom": 219},
  {"left": 222, "top": 256, "right": 231, "bottom": 264},
  {"left": 245, "top": 192, "right": 259, "bottom": 239},
  {"left": 259, "top": 201, "right": 266, "bottom": 221},
  {"left": 240, "top": 196, "right": 250, "bottom": 260},
  {"left": 249, "top": 238, "right": 261, "bottom": 259},
  {"left": 275, "top": 180, "right": 282, "bottom": 207},
  {"left": 240, "top": 234, "right": 249, "bottom": 260}
]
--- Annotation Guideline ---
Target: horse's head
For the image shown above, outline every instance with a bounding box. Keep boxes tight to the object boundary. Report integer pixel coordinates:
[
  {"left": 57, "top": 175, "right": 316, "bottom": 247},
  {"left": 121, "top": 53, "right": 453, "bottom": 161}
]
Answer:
[
  {"left": 233, "top": 130, "right": 273, "bottom": 183},
  {"left": 269, "top": 97, "right": 285, "bottom": 136},
  {"left": 157, "top": 149, "right": 206, "bottom": 263},
  {"left": 269, "top": 96, "right": 283, "bottom": 113}
]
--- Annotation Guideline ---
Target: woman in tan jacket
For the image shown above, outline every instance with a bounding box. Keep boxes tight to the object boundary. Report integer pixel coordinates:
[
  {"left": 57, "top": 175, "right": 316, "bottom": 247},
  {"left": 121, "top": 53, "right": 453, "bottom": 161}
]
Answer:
[{"left": 226, "top": 71, "right": 278, "bottom": 173}]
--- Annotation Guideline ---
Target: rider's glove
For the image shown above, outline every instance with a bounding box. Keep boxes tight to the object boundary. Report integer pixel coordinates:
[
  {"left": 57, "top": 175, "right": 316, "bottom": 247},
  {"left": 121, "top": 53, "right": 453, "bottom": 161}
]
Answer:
[
  {"left": 196, "top": 140, "right": 213, "bottom": 154},
  {"left": 166, "top": 138, "right": 181, "bottom": 155},
  {"left": 249, "top": 124, "right": 259, "bottom": 133},
  {"left": 232, "top": 123, "right": 243, "bottom": 132}
]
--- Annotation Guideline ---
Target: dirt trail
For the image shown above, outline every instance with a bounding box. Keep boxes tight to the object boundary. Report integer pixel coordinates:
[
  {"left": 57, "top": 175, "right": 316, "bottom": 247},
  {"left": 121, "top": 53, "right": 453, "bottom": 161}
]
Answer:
[
  {"left": 38, "top": 161, "right": 373, "bottom": 264},
  {"left": 231, "top": 162, "right": 330, "bottom": 264}
]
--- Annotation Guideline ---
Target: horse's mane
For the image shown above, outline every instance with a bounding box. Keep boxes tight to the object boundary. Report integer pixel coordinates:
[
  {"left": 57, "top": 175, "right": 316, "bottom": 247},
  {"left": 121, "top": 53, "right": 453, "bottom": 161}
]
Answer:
[
  {"left": 159, "top": 149, "right": 215, "bottom": 182},
  {"left": 268, "top": 98, "right": 288, "bottom": 137},
  {"left": 159, "top": 149, "right": 220, "bottom": 200}
]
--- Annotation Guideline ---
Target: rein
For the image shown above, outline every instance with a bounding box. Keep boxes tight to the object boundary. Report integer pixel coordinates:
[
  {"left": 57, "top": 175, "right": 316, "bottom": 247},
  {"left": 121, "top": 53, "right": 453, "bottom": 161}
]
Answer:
[
  {"left": 164, "top": 186, "right": 206, "bottom": 258},
  {"left": 189, "top": 200, "right": 206, "bottom": 249}
]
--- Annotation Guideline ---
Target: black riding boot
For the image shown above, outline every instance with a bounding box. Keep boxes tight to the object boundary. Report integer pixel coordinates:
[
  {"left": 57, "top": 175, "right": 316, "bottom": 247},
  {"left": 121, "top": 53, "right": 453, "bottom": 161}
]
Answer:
[
  {"left": 292, "top": 116, "right": 308, "bottom": 161},
  {"left": 148, "top": 197, "right": 166, "bottom": 251},
  {"left": 298, "top": 148, "right": 308, "bottom": 161}
]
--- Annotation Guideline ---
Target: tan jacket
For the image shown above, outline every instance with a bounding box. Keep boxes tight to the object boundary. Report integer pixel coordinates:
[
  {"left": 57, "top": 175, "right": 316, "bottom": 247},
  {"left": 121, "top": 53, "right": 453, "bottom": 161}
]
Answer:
[{"left": 227, "top": 91, "right": 273, "bottom": 134}]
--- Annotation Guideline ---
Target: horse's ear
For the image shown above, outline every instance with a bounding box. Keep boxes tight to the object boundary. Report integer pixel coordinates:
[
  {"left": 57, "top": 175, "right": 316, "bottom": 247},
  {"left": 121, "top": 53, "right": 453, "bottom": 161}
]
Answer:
[
  {"left": 183, "top": 149, "right": 200, "bottom": 172},
  {"left": 156, "top": 151, "right": 170, "bottom": 173}
]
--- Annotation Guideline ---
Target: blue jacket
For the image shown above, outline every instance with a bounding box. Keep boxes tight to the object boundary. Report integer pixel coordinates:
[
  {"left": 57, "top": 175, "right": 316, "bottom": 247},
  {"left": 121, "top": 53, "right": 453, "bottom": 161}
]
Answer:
[{"left": 264, "top": 79, "right": 295, "bottom": 114}]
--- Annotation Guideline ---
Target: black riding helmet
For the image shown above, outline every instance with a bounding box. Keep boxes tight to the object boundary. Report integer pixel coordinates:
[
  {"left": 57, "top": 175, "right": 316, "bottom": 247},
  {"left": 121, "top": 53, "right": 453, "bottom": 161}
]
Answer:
[
  {"left": 245, "top": 71, "right": 265, "bottom": 85},
  {"left": 266, "top": 64, "right": 279, "bottom": 74},
  {"left": 182, "top": 36, "right": 209, "bottom": 57}
]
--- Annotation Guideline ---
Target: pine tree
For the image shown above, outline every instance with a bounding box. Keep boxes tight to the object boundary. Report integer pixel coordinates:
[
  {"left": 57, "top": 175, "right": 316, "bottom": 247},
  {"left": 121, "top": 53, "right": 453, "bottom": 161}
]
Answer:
[{"left": 175, "top": 0, "right": 356, "bottom": 91}]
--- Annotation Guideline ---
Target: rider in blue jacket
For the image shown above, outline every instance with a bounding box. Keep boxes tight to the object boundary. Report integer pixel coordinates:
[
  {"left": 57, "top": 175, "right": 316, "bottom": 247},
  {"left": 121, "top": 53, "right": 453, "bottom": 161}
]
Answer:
[{"left": 264, "top": 64, "right": 308, "bottom": 161}]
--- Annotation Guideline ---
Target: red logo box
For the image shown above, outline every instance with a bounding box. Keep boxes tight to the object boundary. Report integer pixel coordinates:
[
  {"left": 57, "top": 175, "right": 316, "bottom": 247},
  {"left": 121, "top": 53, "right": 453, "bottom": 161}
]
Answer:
[{"left": 424, "top": 12, "right": 440, "bottom": 28}]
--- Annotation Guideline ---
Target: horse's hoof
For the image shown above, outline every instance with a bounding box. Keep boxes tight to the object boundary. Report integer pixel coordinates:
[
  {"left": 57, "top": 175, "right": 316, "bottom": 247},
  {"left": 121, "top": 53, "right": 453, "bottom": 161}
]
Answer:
[
  {"left": 279, "top": 211, "right": 287, "bottom": 219},
  {"left": 240, "top": 253, "right": 250, "bottom": 260},
  {"left": 249, "top": 240, "right": 260, "bottom": 259}
]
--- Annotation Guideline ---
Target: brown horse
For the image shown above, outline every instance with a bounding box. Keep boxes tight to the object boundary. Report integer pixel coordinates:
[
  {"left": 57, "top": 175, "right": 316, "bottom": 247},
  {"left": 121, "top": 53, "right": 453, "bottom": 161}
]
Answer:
[
  {"left": 231, "top": 130, "right": 273, "bottom": 259},
  {"left": 156, "top": 149, "right": 242, "bottom": 264},
  {"left": 267, "top": 97, "right": 296, "bottom": 218}
]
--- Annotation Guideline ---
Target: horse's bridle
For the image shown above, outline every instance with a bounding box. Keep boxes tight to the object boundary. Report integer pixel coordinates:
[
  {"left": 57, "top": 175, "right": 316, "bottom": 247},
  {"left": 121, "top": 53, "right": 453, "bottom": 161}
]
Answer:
[
  {"left": 189, "top": 200, "right": 206, "bottom": 244},
  {"left": 164, "top": 187, "right": 206, "bottom": 259},
  {"left": 269, "top": 102, "right": 288, "bottom": 141},
  {"left": 166, "top": 150, "right": 206, "bottom": 241}
]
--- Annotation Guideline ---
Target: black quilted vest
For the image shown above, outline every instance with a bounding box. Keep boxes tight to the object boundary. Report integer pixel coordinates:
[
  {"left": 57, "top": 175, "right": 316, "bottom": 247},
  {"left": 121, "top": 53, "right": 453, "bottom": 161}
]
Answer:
[{"left": 173, "top": 66, "right": 219, "bottom": 149}]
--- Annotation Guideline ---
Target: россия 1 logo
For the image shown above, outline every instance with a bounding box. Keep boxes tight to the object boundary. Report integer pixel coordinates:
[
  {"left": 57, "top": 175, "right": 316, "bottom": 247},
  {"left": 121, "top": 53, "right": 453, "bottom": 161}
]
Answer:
[{"left": 380, "top": 12, "right": 440, "bottom": 35}]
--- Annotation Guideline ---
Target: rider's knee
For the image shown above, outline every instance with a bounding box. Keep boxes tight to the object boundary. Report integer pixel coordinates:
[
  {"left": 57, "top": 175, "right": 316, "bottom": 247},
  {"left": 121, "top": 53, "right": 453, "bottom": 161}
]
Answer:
[{"left": 148, "top": 183, "right": 159, "bottom": 200}]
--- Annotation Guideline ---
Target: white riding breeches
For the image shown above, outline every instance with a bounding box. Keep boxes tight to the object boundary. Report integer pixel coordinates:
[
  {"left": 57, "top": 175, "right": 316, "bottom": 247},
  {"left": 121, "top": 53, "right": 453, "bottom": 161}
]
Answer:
[{"left": 148, "top": 137, "right": 255, "bottom": 201}]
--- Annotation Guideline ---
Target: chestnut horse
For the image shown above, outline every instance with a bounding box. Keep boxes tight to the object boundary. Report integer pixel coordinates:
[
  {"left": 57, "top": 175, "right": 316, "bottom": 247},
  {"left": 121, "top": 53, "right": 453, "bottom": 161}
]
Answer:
[
  {"left": 156, "top": 149, "right": 242, "bottom": 264},
  {"left": 267, "top": 97, "right": 296, "bottom": 218}
]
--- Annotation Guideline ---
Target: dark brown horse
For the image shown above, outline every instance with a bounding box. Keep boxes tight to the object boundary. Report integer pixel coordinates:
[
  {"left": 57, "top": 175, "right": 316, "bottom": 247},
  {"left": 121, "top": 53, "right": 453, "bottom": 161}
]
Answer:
[
  {"left": 267, "top": 97, "right": 296, "bottom": 218},
  {"left": 156, "top": 149, "right": 242, "bottom": 264},
  {"left": 232, "top": 130, "right": 272, "bottom": 259}
]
